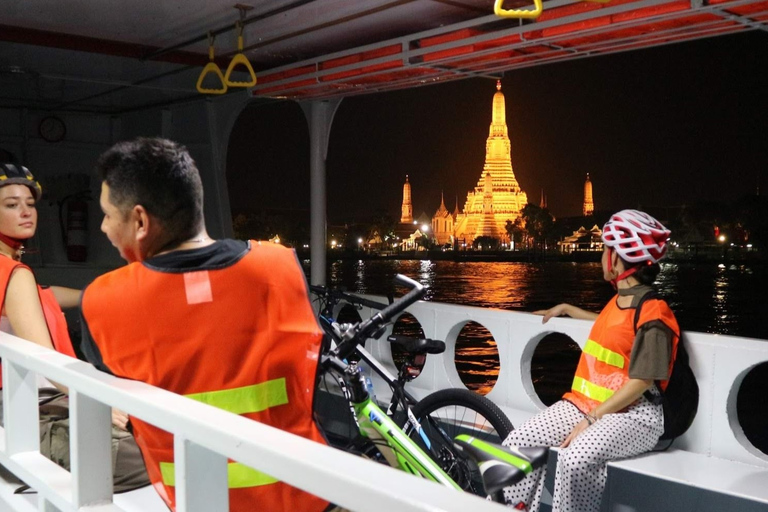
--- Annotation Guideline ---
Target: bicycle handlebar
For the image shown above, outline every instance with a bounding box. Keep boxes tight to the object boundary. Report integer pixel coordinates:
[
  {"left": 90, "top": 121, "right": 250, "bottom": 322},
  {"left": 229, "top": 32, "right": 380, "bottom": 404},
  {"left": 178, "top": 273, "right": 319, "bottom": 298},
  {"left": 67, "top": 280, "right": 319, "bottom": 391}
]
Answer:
[
  {"left": 334, "top": 274, "right": 425, "bottom": 360},
  {"left": 309, "top": 284, "right": 390, "bottom": 311}
]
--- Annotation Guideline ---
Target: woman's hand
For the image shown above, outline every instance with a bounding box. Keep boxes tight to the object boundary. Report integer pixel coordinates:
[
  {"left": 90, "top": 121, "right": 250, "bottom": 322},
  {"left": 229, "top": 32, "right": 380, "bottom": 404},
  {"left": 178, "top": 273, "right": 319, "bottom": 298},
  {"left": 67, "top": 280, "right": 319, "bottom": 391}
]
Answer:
[
  {"left": 534, "top": 303, "right": 572, "bottom": 323},
  {"left": 533, "top": 303, "right": 599, "bottom": 323},
  {"left": 561, "top": 418, "right": 591, "bottom": 447},
  {"left": 112, "top": 408, "right": 129, "bottom": 431}
]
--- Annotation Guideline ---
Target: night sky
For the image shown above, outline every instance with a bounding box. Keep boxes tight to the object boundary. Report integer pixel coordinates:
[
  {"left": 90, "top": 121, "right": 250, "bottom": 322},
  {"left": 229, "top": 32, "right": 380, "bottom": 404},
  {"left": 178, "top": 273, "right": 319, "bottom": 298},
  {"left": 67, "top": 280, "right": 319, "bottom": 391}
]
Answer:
[{"left": 226, "top": 31, "right": 768, "bottom": 224}]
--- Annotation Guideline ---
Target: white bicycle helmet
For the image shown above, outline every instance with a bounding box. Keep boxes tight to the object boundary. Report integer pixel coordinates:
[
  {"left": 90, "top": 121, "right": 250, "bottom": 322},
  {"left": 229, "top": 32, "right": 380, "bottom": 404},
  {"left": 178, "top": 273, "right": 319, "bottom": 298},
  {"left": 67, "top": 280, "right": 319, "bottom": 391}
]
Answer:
[{"left": 601, "top": 209, "right": 671, "bottom": 264}]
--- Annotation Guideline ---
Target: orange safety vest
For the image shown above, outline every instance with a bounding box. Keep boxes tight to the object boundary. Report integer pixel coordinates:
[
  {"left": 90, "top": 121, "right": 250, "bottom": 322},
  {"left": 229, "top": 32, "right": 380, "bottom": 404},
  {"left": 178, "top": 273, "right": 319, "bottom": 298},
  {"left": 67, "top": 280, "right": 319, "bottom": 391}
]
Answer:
[
  {"left": 563, "top": 295, "right": 680, "bottom": 414},
  {"left": 81, "top": 242, "right": 328, "bottom": 512},
  {"left": 0, "top": 257, "right": 76, "bottom": 387}
]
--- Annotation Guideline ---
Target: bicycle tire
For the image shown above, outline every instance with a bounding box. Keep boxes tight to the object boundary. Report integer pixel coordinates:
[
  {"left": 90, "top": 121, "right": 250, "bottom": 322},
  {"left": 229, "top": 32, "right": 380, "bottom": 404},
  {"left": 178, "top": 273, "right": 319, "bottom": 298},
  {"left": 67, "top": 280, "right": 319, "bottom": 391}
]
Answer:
[{"left": 409, "top": 388, "right": 514, "bottom": 496}]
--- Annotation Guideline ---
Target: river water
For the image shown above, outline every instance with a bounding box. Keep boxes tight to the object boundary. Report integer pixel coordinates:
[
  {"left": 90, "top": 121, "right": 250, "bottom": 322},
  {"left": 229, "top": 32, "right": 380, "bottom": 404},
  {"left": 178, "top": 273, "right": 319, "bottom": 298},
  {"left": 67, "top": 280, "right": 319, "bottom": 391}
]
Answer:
[{"left": 318, "top": 259, "right": 767, "bottom": 340}]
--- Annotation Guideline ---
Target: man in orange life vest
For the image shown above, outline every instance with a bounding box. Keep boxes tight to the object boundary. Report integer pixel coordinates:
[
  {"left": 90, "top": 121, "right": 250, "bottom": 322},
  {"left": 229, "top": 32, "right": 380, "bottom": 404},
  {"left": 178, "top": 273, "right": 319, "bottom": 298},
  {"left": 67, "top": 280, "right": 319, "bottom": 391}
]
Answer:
[{"left": 80, "top": 138, "right": 329, "bottom": 512}]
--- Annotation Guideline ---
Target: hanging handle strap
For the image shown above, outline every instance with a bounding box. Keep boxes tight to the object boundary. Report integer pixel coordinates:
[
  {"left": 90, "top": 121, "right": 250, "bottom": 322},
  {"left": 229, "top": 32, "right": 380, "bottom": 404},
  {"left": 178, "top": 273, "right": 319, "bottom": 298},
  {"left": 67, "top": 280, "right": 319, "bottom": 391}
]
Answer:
[
  {"left": 224, "top": 20, "right": 257, "bottom": 87},
  {"left": 196, "top": 32, "right": 228, "bottom": 95},
  {"left": 494, "top": 0, "right": 543, "bottom": 19}
]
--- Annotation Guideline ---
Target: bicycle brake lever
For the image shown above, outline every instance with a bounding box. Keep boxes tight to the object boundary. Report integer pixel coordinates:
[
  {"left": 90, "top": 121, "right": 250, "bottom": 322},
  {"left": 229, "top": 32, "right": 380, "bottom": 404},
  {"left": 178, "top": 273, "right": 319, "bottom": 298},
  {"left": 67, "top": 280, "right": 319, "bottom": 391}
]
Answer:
[{"left": 371, "top": 324, "right": 388, "bottom": 340}]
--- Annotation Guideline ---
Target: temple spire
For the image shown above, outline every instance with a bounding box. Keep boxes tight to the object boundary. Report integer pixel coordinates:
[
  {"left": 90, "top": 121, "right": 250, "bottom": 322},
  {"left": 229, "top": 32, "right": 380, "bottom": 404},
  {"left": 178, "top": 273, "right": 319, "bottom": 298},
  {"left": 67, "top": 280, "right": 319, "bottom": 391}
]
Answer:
[
  {"left": 583, "top": 173, "right": 594, "bottom": 216},
  {"left": 400, "top": 175, "right": 413, "bottom": 223}
]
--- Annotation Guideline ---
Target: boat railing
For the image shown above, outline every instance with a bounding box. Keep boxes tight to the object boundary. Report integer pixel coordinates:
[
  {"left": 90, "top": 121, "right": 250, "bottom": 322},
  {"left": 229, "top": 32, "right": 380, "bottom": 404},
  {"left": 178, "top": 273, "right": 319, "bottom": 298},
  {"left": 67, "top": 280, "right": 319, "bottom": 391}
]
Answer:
[{"left": 0, "top": 331, "right": 503, "bottom": 512}]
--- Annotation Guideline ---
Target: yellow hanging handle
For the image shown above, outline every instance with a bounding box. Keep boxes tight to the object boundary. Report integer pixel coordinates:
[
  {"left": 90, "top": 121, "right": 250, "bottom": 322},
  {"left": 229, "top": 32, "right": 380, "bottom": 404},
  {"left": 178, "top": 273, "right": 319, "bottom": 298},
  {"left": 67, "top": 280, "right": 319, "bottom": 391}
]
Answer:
[
  {"left": 224, "top": 21, "right": 257, "bottom": 87},
  {"left": 494, "top": 0, "right": 543, "bottom": 19},
  {"left": 197, "top": 33, "right": 227, "bottom": 95}
]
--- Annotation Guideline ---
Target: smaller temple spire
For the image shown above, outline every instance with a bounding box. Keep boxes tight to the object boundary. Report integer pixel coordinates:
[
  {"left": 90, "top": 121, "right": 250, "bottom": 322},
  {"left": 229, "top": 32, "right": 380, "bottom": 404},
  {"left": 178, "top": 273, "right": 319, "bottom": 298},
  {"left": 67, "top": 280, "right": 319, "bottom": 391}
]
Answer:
[
  {"left": 540, "top": 188, "right": 547, "bottom": 209},
  {"left": 583, "top": 173, "right": 594, "bottom": 217},
  {"left": 401, "top": 175, "right": 413, "bottom": 223}
]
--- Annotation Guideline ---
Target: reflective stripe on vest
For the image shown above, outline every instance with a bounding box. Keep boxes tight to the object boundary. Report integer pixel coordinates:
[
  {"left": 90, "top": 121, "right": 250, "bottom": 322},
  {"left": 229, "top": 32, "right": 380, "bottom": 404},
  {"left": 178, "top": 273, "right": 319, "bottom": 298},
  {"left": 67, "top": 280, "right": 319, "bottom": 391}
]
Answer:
[
  {"left": 160, "top": 461, "right": 278, "bottom": 488},
  {"left": 185, "top": 378, "right": 289, "bottom": 415},
  {"left": 583, "top": 339, "right": 624, "bottom": 369},
  {"left": 160, "top": 378, "right": 289, "bottom": 489},
  {"left": 571, "top": 376, "right": 614, "bottom": 403}
]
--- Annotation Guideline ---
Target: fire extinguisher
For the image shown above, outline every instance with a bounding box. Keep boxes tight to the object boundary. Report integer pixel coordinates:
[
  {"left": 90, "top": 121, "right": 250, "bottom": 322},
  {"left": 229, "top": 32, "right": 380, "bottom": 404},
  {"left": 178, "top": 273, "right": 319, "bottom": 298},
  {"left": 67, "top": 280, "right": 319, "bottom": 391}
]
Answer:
[{"left": 59, "top": 192, "right": 89, "bottom": 262}]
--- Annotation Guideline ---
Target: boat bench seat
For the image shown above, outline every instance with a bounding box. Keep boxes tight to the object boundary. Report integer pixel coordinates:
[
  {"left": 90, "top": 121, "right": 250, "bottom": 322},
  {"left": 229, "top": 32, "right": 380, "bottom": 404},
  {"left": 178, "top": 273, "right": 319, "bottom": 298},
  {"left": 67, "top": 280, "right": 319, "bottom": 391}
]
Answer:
[
  {"left": 1, "top": 463, "right": 166, "bottom": 511},
  {"left": 602, "top": 449, "right": 768, "bottom": 512}
]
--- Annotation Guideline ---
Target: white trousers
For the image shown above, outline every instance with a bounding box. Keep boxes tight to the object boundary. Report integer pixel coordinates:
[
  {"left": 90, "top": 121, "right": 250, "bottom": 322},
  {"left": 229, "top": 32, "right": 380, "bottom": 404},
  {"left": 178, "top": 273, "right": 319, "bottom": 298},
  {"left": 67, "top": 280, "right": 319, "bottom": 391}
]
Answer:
[{"left": 502, "top": 398, "right": 663, "bottom": 512}]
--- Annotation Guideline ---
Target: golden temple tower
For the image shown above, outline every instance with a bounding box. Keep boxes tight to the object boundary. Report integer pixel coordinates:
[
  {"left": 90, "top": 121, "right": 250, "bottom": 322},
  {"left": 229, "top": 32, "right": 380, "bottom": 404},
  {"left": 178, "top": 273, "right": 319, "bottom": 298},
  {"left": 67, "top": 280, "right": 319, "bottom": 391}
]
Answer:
[
  {"left": 449, "top": 81, "right": 528, "bottom": 243},
  {"left": 400, "top": 175, "right": 413, "bottom": 223},
  {"left": 583, "top": 173, "right": 594, "bottom": 216}
]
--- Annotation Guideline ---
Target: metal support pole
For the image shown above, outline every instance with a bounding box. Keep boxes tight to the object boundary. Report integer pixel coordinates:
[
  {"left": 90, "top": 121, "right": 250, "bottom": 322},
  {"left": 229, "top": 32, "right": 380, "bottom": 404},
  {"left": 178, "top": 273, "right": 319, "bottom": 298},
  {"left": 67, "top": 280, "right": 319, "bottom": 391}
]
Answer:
[{"left": 300, "top": 99, "right": 341, "bottom": 286}]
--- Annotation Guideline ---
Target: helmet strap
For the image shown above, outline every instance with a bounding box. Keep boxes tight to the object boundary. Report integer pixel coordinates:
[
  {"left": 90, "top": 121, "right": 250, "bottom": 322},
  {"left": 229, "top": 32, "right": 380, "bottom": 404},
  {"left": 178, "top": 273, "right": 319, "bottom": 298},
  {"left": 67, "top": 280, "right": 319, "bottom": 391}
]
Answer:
[{"left": 607, "top": 248, "right": 640, "bottom": 289}]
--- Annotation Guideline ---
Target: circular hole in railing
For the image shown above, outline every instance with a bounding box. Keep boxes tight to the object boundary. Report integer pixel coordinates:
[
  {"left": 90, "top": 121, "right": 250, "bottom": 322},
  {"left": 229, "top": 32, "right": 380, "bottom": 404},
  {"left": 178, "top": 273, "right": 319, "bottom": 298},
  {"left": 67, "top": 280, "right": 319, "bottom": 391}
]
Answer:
[
  {"left": 736, "top": 361, "right": 768, "bottom": 456},
  {"left": 455, "top": 321, "right": 499, "bottom": 396},
  {"left": 531, "top": 333, "right": 581, "bottom": 406},
  {"left": 390, "top": 313, "right": 426, "bottom": 377},
  {"left": 337, "top": 304, "right": 364, "bottom": 362}
]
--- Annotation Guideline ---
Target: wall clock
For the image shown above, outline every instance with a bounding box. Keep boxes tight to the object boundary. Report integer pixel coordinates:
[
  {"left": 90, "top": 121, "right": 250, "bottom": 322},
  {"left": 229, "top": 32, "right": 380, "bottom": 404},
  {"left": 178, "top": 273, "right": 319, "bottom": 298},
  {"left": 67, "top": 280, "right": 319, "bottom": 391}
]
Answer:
[{"left": 39, "top": 116, "right": 66, "bottom": 143}]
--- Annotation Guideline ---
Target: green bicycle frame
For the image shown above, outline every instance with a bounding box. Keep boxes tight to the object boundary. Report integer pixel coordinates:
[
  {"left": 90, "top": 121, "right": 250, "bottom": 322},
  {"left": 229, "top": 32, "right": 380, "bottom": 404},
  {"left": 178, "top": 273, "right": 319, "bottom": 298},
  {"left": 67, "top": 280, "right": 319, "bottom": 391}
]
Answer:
[{"left": 353, "top": 397, "right": 462, "bottom": 490}]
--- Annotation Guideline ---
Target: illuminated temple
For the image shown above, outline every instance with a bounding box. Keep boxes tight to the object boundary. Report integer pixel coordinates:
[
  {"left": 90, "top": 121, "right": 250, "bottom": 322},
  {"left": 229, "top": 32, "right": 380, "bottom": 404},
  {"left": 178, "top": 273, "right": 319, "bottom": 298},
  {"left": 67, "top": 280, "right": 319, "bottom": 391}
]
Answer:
[{"left": 433, "top": 81, "right": 528, "bottom": 246}]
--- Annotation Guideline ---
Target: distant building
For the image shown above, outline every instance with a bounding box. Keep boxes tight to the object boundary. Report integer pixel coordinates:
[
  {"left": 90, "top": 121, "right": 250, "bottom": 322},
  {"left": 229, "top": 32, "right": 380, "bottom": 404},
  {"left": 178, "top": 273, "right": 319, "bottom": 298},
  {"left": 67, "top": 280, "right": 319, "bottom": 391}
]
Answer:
[
  {"left": 431, "top": 193, "right": 455, "bottom": 246},
  {"left": 433, "top": 81, "right": 528, "bottom": 246},
  {"left": 559, "top": 224, "right": 603, "bottom": 253},
  {"left": 583, "top": 173, "right": 594, "bottom": 217}
]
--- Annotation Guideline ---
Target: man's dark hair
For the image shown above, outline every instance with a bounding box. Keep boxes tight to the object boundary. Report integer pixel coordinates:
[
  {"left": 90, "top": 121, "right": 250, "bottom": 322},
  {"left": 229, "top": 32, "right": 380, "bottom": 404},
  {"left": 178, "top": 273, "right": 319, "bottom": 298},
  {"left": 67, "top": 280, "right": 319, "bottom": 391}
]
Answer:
[{"left": 96, "top": 138, "right": 204, "bottom": 247}]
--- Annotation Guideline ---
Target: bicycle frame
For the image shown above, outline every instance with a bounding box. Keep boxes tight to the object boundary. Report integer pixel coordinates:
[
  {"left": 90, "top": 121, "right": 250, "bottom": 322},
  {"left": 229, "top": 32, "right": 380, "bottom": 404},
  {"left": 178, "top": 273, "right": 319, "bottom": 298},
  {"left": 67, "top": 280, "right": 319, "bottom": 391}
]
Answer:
[
  {"left": 316, "top": 276, "right": 464, "bottom": 490},
  {"left": 352, "top": 392, "right": 461, "bottom": 490}
]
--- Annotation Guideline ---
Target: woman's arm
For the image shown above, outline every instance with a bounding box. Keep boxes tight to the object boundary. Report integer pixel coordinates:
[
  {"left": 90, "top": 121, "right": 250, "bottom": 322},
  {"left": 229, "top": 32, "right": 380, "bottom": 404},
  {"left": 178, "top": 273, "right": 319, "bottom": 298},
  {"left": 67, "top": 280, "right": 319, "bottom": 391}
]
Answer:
[
  {"left": 5, "top": 268, "right": 55, "bottom": 350},
  {"left": 49, "top": 286, "right": 82, "bottom": 309},
  {"left": 560, "top": 378, "right": 652, "bottom": 448},
  {"left": 534, "top": 303, "right": 599, "bottom": 323},
  {"left": 5, "top": 268, "right": 68, "bottom": 393}
]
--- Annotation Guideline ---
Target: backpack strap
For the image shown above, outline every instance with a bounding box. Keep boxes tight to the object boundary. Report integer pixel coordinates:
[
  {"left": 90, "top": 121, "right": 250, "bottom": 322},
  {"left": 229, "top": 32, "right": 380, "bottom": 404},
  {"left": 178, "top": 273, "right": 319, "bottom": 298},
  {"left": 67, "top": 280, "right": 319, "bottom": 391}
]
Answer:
[
  {"left": 634, "top": 290, "right": 665, "bottom": 406},
  {"left": 633, "top": 290, "right": 658, "bottom": 333}
]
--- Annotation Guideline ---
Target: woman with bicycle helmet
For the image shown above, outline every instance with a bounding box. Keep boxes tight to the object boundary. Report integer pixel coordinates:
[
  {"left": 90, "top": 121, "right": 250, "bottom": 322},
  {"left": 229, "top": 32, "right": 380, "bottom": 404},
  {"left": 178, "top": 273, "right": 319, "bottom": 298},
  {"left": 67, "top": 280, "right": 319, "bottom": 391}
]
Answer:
[
  {"left": 0, "top": 162, "right": 150, "bottom": 491},
  {"left": 0, "top": 162, "right": 60, "bottom": 354},
  {"left": 501, "top": 209, "right": 680, "bottom": 512}
]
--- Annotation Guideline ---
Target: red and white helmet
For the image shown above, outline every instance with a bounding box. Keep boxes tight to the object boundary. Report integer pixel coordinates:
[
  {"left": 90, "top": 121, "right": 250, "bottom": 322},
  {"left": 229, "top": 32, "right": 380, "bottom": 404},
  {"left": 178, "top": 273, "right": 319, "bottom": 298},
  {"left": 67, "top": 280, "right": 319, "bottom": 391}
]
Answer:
[{"left": 602, "top": 209, "right": 671, "bottom": 264}]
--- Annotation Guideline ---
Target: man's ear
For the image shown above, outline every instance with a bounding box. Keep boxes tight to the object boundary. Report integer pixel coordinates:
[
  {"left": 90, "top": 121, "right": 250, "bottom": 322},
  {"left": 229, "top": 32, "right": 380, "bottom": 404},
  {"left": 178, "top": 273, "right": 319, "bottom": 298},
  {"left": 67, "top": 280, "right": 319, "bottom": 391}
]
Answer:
[{"left": 132, "top": 204, "right": 151, "bottom": 242}]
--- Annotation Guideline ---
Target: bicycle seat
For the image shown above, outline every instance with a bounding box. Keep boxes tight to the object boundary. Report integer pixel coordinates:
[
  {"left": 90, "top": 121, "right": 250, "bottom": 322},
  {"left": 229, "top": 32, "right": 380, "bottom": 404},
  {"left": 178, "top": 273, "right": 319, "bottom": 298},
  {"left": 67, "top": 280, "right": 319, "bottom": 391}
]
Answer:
[
  {"left": 453, "top": 435, "right": 549, "bottom": 495},
  {"left": 386, "top": 335, "right": 445, "bottom": 354}
]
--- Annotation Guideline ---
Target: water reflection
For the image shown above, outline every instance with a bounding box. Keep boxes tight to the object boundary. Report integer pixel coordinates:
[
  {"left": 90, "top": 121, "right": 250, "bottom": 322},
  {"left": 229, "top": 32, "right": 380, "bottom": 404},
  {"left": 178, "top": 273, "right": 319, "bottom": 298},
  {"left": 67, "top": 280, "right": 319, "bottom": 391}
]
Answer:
[
  {"left": 455, "top": 322, "right": 499, "bottom": 396},
  {"left": 319, "top": 259, "right": 768, "bottom": 340}
]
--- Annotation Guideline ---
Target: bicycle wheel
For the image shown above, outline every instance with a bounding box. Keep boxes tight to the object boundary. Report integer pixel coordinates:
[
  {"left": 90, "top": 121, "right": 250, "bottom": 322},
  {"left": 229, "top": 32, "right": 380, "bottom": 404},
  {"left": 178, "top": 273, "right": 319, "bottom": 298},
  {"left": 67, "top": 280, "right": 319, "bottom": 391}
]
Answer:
[{"left": 409, "top": 388, "right": 514, "bottom": 496}]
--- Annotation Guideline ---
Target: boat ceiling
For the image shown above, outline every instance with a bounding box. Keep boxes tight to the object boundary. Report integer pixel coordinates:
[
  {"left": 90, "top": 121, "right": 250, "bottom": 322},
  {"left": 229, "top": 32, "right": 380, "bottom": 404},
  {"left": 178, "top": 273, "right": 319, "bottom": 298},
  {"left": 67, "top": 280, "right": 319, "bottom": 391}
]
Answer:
[{"left": 1, "top": 0, "right": 766, "bottom": 113}]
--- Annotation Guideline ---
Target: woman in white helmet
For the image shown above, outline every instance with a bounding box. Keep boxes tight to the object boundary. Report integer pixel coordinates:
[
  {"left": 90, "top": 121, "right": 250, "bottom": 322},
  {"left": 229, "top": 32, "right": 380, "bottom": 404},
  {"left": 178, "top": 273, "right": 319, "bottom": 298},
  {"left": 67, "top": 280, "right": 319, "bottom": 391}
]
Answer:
[{"left": 501, "top": 209, "right": 680, "bottom": 512}]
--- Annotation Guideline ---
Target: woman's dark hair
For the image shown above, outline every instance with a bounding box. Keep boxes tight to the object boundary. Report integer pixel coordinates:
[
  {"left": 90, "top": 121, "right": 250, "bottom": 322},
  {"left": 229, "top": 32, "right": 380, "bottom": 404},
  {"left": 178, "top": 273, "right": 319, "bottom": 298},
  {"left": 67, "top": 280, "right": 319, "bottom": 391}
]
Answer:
[
  {"left": 621, "top": 257, "right": 661, "bottom": 285},
  {"left": 95, "top": 138, "right": 204, "bottom": 247}
]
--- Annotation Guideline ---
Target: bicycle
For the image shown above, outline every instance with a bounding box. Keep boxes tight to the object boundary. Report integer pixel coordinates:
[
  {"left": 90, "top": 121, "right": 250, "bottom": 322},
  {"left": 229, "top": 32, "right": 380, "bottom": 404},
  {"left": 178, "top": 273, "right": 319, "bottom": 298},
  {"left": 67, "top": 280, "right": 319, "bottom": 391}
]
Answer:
[{"left": 311, "top": 276, "right": 514, "bottom": 495}]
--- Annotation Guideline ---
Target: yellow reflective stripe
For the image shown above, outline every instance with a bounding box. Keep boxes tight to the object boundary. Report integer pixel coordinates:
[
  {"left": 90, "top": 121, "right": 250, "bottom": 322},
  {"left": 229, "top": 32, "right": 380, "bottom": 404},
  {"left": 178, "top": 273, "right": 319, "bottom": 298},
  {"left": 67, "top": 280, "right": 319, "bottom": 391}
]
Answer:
[
  {"left": 583, "top": 340, "right": 624, "bottom": 369},
  {"left": 185, "top": 378, "right": 288, "bottom": 415},
  {"left": 572, "top": 376, "right": 614, "bottom": 403},
  {"left": 160, "top": 462, "right": 278, "bottom": 488}
]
